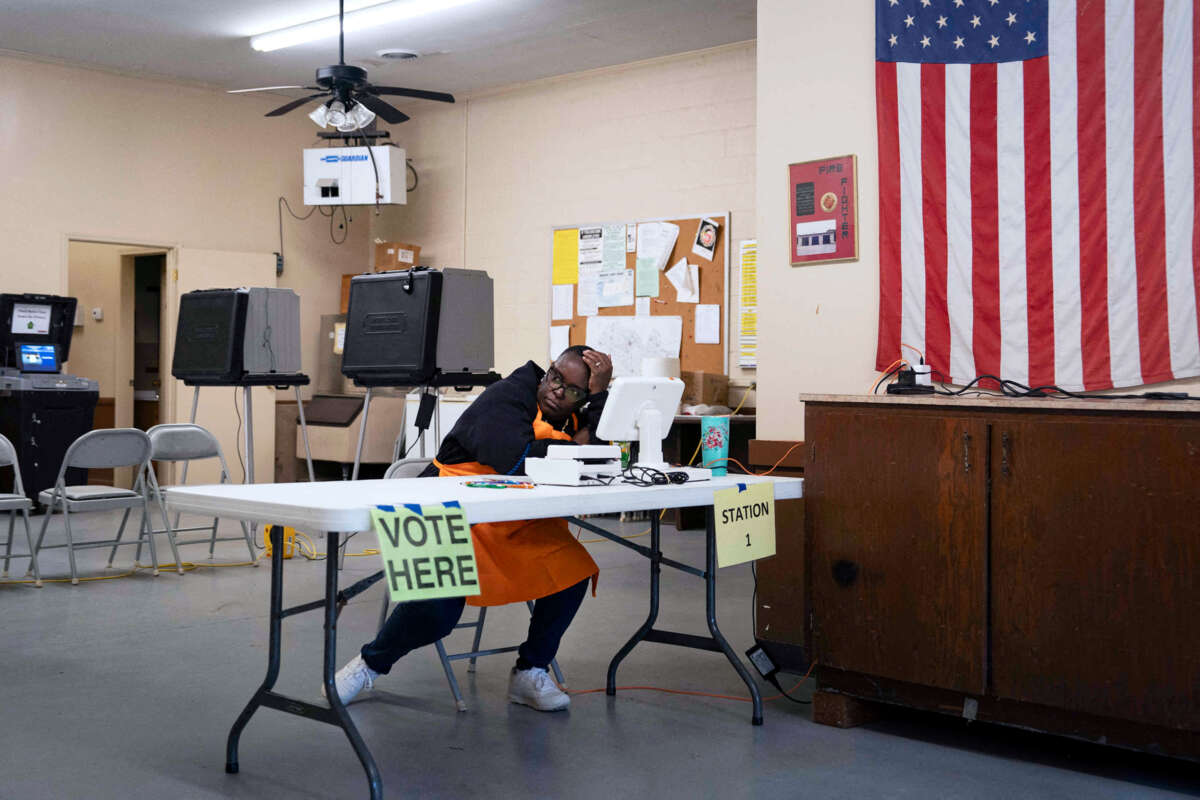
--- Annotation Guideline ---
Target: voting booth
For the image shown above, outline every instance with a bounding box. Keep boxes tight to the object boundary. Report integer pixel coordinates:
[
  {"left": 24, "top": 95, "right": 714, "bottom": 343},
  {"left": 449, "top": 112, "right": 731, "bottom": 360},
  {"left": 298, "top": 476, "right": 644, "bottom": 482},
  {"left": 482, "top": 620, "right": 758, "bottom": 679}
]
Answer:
[{"left": 0, "top": 294, "right": 99, "bottom": 502}]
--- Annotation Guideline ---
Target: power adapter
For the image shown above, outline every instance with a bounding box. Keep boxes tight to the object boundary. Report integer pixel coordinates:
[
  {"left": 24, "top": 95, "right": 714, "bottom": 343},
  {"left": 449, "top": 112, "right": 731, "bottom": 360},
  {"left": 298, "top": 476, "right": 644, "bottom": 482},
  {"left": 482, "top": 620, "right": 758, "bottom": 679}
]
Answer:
[
  {"left": 746, "top": 643, "right": 780, "bottom": 683},
  {"left": 746, "top": 641, "right": 814, "bottom": 705},
  {"left": 886, "top": 367, "right": 935, "bottom": 395}
]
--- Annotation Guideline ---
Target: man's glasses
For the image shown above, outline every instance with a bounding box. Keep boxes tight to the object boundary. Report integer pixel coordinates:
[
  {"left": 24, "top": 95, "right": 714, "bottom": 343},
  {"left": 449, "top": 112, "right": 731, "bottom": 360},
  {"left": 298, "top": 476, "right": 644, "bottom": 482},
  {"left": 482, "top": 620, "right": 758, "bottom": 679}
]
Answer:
[{"left": 544, "top": 367, "right": 588, "bottom": 404}]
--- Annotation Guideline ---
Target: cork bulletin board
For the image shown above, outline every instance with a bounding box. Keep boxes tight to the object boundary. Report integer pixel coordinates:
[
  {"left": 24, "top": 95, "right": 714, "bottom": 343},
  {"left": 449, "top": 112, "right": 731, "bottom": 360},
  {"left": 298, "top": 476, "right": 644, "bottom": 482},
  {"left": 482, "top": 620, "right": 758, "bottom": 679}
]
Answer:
[{"left": 550, "top": 214, "right": 730, "bottom": 375}]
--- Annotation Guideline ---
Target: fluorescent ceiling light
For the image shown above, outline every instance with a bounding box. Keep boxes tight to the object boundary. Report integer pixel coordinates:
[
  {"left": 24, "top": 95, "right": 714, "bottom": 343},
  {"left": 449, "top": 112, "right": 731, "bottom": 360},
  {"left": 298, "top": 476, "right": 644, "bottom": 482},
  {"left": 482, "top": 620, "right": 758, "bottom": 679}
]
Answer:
[{"left": 251, "top": 0, "right": 483, "bottom": 53}]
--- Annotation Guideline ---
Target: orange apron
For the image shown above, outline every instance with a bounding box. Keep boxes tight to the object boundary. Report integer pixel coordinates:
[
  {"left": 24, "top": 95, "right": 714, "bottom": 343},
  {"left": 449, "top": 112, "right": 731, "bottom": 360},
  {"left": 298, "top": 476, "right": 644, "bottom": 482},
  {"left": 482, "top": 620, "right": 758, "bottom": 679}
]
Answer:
[{"left": 435, "top": 410, "right": 599, "bottom": 607}]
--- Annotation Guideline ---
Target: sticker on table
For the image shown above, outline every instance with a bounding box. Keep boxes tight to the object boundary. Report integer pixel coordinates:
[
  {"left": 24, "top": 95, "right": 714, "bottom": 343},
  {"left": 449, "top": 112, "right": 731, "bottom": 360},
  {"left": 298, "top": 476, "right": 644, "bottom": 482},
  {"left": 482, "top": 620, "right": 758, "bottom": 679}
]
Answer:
[
  {"left": 371, "top": 502, "right": 481, "bottom": 602},
  {"left": 713, "top": 481, "right": 775, "bottom": 568}
]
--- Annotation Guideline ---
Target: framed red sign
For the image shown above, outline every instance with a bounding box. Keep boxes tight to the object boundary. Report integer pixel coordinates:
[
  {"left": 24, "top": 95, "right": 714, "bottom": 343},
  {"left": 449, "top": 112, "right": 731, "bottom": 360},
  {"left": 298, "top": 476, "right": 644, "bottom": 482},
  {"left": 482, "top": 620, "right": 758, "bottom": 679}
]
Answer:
[{"left": 788, "top": 154, "right": 858, "bottom": 266}]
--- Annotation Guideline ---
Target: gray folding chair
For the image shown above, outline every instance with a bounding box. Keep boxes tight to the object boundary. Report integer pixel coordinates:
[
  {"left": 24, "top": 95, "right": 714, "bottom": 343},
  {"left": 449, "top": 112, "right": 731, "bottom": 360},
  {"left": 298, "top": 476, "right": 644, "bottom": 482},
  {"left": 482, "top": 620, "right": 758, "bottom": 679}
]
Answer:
[
  {"left": 0, "top": 433, "right": 41, "bottom": 586},
  {"left": 378, "top": 457, "right": 567, "bottom": 711},
  {"left": 138, "top": 423, "right": 256, "bottom": 565},
  {"left": 33, "top": 428, "right": 168, "bottom": 585}
]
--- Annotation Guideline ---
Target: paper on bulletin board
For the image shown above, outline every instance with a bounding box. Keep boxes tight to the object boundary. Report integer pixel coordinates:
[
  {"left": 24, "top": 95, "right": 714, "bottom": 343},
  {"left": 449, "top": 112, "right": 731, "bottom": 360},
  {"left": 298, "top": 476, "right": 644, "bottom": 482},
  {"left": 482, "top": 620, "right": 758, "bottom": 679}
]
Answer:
[
  {"left": 602, "top": 223, "right": 626, "bottom": 272},
  {"left": 635, "top": 297, "right": 651, "bottom": 316},
  {"left": 550, "top": 325, "right": 570, "bottom": 362},
  {"left": 551, "top": 285, "right": 574, "bottom": 320},
  {"left": 714, "top": 482, "right": 776, "bottom": 568},
  {"left": 598, "top": 270, "right": 634, "bottom": 307},
  {"left": 586, "top": 315, "right": 682, "bottom": 377},
  {"left": 691, "top": 217, "right": 720, "bottom": 261},
  {"left": 625, "top": 224, "right": 636, "bottom": 252},
  {"left": 577, "top": 272, "right": 600, "bottom": 317},
  {"left": 738, "top": 240, "right": 757, "bottom": 367},
  {"left": 665, "top": 258, "right": 700, "bottom": 303},
  {"left": 637, "top": 221, "right": 679, "bottom": 272},
  {"left": 578, "top": 226, "right": 603, "bottom": 275},
  {"left": 552, "top": 228, "right": 579, "bottom": 285},
  {"left": 372, "top": 502, "right": 481, "bottom": 602},
  {"left": 634, "top": 256, "right": 659, "bottom": 298},
  {"left": 695, "top": 304, "right": 720, "bottom": 344}
]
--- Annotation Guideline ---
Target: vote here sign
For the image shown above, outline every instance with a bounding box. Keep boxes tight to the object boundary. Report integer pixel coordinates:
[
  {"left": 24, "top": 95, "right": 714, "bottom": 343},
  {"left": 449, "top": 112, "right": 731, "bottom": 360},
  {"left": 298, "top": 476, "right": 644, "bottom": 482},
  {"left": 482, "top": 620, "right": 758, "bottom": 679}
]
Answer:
[
  {"left": 714, "top": 481, "right": 776, "bottom": 568},
  {"left": 371, "top": 501, "right": 482, "bottom": 602}
]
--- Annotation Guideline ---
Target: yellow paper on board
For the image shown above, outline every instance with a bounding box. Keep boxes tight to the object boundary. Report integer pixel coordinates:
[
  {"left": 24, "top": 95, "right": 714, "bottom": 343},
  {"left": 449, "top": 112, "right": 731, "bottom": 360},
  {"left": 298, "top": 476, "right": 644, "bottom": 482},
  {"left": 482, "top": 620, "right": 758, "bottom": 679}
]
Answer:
[
  {"left": 552, "top": 228, "right": 580, "bottom": 285},
  {"left": 372, "top": 502, "right": 482, "bottom": 602},
  {"left": 714, "top": 481, "right": 776, "bottom": 568}
]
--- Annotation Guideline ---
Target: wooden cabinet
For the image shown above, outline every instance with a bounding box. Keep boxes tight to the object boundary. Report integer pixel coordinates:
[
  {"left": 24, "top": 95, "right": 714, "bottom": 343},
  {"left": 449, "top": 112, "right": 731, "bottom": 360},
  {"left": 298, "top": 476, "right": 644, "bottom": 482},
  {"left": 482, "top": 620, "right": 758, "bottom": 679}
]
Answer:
[
  {"left": 989, "top": 415, "right": 1200, "bottom": 730},
  {"left": 750, "top": 440, "right": 807, "bottom": 665},
  {"left": 808, "top": 408, "right": 988, "bottom": 694},
  {"left": 798, "top": 396, "right": 1200, "bottom": 758}
]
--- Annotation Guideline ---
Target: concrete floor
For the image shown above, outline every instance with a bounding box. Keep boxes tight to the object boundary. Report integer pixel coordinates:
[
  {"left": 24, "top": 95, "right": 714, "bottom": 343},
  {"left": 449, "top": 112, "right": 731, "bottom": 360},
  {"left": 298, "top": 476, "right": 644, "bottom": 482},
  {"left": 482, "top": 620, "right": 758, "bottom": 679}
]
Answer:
[{"left": 2, "top": 510, "right": 1196, "bottom": 799}]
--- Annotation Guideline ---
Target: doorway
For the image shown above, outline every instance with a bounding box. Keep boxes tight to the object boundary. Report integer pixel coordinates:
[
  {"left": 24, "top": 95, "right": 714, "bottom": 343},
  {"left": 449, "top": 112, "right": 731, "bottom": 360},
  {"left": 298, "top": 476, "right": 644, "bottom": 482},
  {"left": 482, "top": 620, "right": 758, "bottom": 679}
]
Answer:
[
  {"left": 66, "top": 241, "right": 170, "bottom": 487},
  {"left": 132, "top": 254, "right": 165, "bottom": 432}
]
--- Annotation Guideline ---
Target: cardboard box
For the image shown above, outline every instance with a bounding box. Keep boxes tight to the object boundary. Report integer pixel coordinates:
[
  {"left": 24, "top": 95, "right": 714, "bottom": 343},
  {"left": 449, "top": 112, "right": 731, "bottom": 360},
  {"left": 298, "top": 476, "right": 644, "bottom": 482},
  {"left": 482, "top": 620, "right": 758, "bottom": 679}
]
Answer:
[
  {"left": 681, "top": 371, "right": 729, "bottom": 406},
  {"left": 374, "top": 241, "right": 421, "bottom": 270}
]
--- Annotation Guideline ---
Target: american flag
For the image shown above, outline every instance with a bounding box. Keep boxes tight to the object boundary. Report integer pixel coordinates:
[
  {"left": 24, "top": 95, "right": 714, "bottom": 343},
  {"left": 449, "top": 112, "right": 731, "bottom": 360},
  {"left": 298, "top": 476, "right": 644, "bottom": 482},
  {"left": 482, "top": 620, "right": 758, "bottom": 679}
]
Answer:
[{"left": 875, "top": 0, "right": 1200, "bottom": 390}]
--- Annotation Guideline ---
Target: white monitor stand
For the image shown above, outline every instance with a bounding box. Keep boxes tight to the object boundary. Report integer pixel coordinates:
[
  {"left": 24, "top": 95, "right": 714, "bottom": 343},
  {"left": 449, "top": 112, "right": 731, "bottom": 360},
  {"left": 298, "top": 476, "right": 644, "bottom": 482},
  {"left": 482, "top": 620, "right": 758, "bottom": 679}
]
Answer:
[{"left": 596, "top": 377, "right": 710, "bottom": 480}]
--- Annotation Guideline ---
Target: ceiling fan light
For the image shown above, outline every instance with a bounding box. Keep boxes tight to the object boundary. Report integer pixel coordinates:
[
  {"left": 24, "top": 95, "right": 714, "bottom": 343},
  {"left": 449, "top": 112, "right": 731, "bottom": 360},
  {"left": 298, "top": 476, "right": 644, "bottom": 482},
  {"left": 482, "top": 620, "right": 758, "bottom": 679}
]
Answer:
[
  {"left": 340, "top": 103, "right": 377, "bottom": 131},
  {"left": 307, "top": 104, "right": 331, "bottom": 128},
  {"left": 326, "top": 101, "right": 349, "bottom": 127}
]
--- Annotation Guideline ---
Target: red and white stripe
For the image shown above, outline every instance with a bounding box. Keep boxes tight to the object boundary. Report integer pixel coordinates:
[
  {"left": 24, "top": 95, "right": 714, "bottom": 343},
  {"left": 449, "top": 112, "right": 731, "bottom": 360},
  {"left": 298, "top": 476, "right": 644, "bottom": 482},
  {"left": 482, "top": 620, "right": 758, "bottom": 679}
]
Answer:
[{"left": 876, "top": 0, "right": 1200, "bottom": 390}]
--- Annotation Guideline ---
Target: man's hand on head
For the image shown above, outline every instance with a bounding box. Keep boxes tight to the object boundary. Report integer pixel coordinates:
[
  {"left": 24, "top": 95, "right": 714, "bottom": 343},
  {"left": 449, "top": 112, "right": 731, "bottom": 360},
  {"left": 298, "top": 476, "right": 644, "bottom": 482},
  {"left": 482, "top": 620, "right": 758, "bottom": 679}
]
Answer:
[{"left": 582, "top": 350, "right": 613, "bottom": 395}]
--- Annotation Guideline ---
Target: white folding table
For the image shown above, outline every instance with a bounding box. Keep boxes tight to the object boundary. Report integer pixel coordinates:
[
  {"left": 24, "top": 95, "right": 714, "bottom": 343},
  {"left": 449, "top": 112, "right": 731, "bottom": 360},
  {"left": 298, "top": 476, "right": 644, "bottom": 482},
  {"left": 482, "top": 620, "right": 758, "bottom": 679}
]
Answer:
[{"left": 167, "top": 473, "right": 803, "bottom": 800}]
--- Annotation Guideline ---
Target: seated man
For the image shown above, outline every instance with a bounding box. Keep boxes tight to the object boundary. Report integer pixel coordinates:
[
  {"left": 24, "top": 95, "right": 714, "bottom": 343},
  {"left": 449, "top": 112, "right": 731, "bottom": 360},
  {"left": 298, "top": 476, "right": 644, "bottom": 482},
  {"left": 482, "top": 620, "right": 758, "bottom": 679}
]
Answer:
[{"left": 330, "top": 345, "right": 614, "bottom": 711}]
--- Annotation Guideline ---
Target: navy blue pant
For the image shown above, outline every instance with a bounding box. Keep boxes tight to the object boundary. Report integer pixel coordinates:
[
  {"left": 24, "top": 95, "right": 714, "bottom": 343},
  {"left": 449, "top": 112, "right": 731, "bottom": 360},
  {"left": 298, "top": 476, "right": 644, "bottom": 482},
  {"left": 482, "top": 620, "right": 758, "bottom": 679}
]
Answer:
[{"left": 361, "top": 578, "right": 589, "bottom": 674}]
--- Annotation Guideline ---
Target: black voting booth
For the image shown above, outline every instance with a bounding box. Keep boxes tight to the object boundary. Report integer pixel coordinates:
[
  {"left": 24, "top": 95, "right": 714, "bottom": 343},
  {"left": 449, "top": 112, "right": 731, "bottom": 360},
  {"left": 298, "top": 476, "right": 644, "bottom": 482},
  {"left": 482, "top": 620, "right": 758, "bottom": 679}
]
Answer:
[
  {"left": 171, "top": 287, "right": 314, "bottom": 484},
  {"left": 340, "top": 268, "right": 499, "bottom": 478},
  {"left": 0, "top": 294, "right": 99, "bottom": 503}
]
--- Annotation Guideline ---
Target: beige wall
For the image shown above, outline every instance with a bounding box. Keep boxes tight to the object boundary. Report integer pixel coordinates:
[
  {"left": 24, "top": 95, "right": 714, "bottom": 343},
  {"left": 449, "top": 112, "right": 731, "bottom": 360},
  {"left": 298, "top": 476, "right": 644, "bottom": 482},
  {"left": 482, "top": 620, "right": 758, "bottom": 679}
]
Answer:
[
  {"left": 0, "top": 53, "right": 370, "bottom": 481},
  {"left": 374, "top": 105, "right": 470, "bottom": 269},
  {"left": 374, "top": 43, "right": 758, "bottom": 384},
  {"left": 0, "top": 53, "right": 368, "bottom": 396},
  {"left": 755, "top": 0, "right": 881, "bottom": 440}
]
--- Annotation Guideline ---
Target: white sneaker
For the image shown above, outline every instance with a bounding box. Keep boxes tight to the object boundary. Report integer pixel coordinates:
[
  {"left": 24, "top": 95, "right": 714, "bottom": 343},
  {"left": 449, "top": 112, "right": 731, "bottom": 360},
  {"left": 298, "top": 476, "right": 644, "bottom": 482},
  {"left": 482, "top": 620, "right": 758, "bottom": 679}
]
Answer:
[
  {"left": 508, "top": 666, "right": 570, "bottom": 711},
  {"left": 323, "top": 654, "right": 378, "bottom": 705}
]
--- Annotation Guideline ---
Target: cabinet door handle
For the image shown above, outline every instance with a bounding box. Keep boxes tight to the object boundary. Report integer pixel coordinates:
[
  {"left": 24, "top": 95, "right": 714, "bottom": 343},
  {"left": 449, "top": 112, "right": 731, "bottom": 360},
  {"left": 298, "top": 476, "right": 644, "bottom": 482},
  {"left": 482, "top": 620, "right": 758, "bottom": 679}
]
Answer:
[
  {"left": 962, "top": 431, "right": 971, "bottom": 473},
  {"left": 1001, "top": 431, "right": 1011, "bottom": 476}
]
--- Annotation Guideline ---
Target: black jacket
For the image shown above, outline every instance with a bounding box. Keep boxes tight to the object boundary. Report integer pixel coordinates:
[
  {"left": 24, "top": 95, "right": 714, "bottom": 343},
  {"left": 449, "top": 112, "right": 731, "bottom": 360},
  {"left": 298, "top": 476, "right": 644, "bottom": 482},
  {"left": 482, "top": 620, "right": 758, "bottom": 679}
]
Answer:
[{"left": 426, "top": 361, "right": 607, "bottom": 475}]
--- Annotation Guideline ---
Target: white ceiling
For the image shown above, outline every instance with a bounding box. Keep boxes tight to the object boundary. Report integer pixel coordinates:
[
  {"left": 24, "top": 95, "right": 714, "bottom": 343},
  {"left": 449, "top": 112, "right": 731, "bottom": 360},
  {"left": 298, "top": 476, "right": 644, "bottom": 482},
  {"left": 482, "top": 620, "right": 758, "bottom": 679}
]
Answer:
[{"left": 0, "top": 0, "right": 755, "bottom": 105}]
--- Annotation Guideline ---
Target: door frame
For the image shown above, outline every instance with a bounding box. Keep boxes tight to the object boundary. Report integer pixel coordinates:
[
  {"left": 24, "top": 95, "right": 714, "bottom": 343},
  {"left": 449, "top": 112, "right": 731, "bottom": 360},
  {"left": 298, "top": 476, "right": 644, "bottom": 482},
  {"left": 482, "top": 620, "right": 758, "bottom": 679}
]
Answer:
[{"left": 65, "top": 235, "right": 179, "bottom": 484}]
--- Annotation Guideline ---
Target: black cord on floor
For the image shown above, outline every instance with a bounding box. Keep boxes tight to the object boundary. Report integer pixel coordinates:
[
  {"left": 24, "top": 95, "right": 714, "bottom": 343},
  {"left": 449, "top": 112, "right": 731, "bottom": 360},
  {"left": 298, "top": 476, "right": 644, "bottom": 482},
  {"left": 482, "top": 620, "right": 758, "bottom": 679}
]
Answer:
[
  {"left": 768, "top": 674, "right": 812, "bottom": 705},
  {"left": 232, "top": 389, "right": 245, "bottom": 483}
]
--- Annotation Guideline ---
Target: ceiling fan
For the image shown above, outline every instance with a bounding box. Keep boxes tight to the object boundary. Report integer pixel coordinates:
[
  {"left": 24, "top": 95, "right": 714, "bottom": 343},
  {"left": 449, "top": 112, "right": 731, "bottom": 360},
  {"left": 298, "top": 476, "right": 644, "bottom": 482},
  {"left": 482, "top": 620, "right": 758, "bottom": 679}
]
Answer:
[{"left": 229, "top": 0, "right": 455, "bottom": 130}]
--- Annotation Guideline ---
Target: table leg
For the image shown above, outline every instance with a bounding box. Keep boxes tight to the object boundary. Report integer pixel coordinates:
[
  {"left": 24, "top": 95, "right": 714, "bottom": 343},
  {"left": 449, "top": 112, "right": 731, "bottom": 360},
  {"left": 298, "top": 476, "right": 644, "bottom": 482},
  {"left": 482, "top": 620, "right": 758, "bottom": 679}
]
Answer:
[
  {"left": 705, "top": 507, "right": 763, "bottom": 726},
  {"left": 224, "top": 528, "right": 383, "bottom": 799},
  {"left": 322, "top": 531, "right": 383, "bottom": 799},
  {"left": 606, "top": 512, "right": 661, "bottom": 694},
  {"left": 225, "top": 523, "right": 284, "bottom": 774}
]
